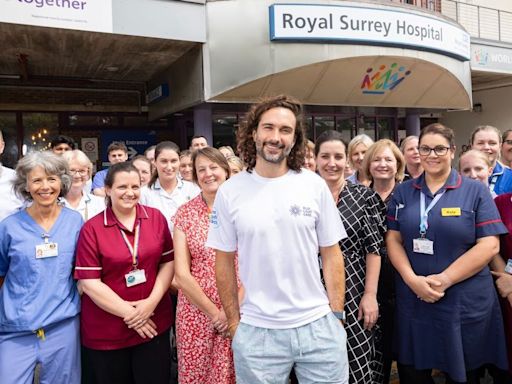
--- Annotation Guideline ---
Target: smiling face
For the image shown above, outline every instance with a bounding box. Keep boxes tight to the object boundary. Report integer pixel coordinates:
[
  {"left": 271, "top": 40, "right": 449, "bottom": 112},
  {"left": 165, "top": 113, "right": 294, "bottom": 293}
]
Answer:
[
  {"left": 155, "top": 148, "right": 180, "bottom": 183},
  {"left": 253, "top": 107, "right": 296, "bottom": 166},
  {"left": 179, "top": 155, "right": 193, "bottom": 182},
  {"left": 105, "top": 170, "right": 141, "bottom": 213},
  {"left": 68, "top": 159, "right": 90, "bottom": 189},
  {"left": 459, "top": 152, "right": 492, "bottom": 186},
  {"left": 195, "top": 155, "right": 228, "bottom": 196},
  {"left": 316, "top": 140, "right": 347, "bottom": 184},
  {"left": 351, "top": 143, "right": 368, "bottom": 172},
  {"left": 419, "top": 133, "right": 454, "bottom": 178},
  {"left": 132, "top": 158, "right": 151, "bottom": 187},
  {"left": 304, "top": 148, "right": 316, "bottom": 171},
  {"left": 26, "top": 166, "right": 62, "bottom": 208},
  {"left": 472, "top": 129, "right": 501, "bottom": 165},
  {"left": 403, "top": 137, "right": 420, "bottom": 167},
  {"left": 369, "top": 146, "right": 398, "bottom": 182}
]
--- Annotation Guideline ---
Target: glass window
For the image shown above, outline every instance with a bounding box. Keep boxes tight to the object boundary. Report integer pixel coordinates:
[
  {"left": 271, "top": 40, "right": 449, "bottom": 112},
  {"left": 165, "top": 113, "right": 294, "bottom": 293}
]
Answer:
[
  {"left": 357, "top": 116, "right": 376, "bottom": 141},
  {"left": 377, "top": 117, "right": 395, "bottom": 140},
  {"left": 0, "top": 113, "right": 18, "bottom": 168},
  {"left": 314, "top": 116, "right": 335, "bottom": 140},
  {"left": 212, "top": 114, "right": 238, "bottom": 148},
  {"left": 305, "top": 116, "right": 313, "bottom": 140},
  {"left": 23, "top": 113, "right": 59, "bottom": 154},
  {"left": 335, "top": 116, "right": 355, "bottom": 143}
]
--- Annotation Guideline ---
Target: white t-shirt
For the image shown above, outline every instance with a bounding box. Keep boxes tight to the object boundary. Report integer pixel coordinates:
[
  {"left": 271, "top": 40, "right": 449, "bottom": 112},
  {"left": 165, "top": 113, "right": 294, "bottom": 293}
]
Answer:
[
  {"left": 0, "top": 166, "right": 23, "bottom": 222},
  {"left": 140, "top": 178, "right": 200, "bottom": 233},
  {"left": 206, "top": 169, "right": 347, "bottom": 329}
]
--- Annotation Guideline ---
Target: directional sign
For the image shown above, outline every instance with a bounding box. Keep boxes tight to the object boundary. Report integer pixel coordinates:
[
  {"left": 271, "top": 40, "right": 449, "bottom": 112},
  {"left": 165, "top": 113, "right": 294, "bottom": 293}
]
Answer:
[{"left": 100, "top": 130, "right": 157, "bottom": 169}]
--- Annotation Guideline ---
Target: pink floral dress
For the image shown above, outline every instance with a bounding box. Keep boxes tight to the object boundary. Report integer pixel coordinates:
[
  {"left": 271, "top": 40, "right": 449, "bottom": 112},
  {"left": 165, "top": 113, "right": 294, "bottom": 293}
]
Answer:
[{"left": 173, "top": 195, "right": 238, "bottom": 384}]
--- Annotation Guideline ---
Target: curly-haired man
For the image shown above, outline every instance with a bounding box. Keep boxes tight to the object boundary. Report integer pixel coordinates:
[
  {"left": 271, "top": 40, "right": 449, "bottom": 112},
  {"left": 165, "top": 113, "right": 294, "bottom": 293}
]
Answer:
[{"left": 207, "top": 95, "right": 349, "bottom": 383}]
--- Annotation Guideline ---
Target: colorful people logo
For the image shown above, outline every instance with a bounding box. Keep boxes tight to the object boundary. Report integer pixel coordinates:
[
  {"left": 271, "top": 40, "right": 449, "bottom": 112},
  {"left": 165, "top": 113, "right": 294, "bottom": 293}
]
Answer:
[
  {"left": 474, "top": 48, "right": 488, "bottom": 66},
  {"left": 361, "top": 63, "right": 411, "bottom": 94}
]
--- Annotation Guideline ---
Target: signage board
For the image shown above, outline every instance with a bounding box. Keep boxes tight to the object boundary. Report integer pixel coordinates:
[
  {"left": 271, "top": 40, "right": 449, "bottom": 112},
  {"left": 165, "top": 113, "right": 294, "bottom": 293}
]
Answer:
[
  {"left": 269, "top": 3, "right": 470, "bottom": 61},
  {"left": 471, "top": 43, "right": 512, "bottom": 74},
  {"left": 100, "top": 130, "right": 156, "bottom": 169},
  {"left": 0, "top": 0, "right": 113, "bottom": 33}
]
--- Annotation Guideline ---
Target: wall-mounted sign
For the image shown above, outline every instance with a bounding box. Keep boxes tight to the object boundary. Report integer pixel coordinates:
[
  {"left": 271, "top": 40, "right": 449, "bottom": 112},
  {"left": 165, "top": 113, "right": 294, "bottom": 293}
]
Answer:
[
  {"left": 146, "top": 84, "right": 169, "bottom": 105},
  {"left": 361, "top": 63, "right": 412, "bottom": 94},
  {"left": 471, "top": 43, "right": 512, "bottom": 74},
  {"left": 100, "top": 130, "right": 156, "bottom": 168},
  {"left": 0, "top": 0, "right": 113, "bottom": 33},
  {"left": 269, "top": 3, "right": 470, "bottom": 61},
  {"left": 81, "top": 137, "right": 98, "bottom": 162}
]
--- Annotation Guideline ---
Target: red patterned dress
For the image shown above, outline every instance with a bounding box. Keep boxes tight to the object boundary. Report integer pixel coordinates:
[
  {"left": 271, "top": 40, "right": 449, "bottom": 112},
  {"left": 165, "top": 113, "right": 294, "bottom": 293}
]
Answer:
[{"left": 173, "top": 194, "right": 237, "bottom": 384}]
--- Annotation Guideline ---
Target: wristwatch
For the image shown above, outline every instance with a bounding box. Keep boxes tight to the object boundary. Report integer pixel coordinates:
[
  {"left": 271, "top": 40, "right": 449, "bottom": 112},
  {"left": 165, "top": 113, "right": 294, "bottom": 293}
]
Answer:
[{"left": 333, "top": 311, "right": 346, "bottom": 322}]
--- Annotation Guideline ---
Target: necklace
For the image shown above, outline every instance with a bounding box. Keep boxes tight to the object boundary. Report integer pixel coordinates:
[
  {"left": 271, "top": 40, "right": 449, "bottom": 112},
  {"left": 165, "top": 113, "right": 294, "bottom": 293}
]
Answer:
[{"left": 201, "top": 193, "right": 213, "bottom": 220}]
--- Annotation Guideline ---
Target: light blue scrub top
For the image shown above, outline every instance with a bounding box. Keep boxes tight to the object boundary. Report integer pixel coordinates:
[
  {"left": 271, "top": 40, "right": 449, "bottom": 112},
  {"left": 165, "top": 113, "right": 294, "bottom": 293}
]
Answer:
[{"left": 0, "top": 207, "right": 82, "bottom": 333}]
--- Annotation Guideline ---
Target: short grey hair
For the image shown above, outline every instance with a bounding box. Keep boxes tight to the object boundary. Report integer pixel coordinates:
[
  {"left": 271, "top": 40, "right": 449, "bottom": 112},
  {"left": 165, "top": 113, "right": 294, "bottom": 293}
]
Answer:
[
  {"left": 14, "top": 151, "right": 72, "bottom": 200},
  {"left": 62, "top": 149, "right": 93, "bottom": 177}
]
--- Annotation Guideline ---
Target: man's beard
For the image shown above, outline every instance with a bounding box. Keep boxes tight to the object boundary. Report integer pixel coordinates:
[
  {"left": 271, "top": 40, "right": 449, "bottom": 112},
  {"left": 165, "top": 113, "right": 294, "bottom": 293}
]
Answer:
[{"left": 255, "top": 140, "right": 293, "bottom": 164}]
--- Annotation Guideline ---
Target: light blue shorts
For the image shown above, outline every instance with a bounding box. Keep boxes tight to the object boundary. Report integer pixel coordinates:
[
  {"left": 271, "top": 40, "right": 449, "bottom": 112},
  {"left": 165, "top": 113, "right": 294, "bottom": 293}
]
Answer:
[
  {"left": 0, "top": 315, "right": 80, "bottom": 384},
  {"left": 232, "top": 312, "right": 349, "bottom": 384}
]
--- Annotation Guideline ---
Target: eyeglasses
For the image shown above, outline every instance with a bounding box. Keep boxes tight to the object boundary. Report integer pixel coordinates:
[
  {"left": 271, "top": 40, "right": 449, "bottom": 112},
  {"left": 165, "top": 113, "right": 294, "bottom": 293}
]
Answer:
[
  {"left": 418, "top": 146, "right": 451, "bottom": 157},
  {"left": 70, "top": 169, "right": 88, "bottom": 176}
]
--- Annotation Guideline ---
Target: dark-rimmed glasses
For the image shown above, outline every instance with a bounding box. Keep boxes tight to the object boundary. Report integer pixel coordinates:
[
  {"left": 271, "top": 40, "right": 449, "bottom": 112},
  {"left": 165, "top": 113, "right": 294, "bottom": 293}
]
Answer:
[{"left": 418, "top": 146, "right": 451, "bottom": 157}]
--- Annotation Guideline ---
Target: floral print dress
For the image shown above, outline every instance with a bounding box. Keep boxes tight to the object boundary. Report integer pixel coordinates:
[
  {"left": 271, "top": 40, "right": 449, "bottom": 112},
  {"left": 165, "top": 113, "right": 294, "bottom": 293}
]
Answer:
[{"left": 173, "top": 194, "right": 237, "bottom": 384}]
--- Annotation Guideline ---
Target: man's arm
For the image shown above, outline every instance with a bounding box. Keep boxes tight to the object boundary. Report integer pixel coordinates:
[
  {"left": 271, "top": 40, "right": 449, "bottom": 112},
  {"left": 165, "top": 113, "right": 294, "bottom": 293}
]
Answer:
[
  {"left": 320, "top": 243, "right": 345, "bottom": 313},
  {"left": 215, "top": 249, "right": 240, "bottom": 338}
]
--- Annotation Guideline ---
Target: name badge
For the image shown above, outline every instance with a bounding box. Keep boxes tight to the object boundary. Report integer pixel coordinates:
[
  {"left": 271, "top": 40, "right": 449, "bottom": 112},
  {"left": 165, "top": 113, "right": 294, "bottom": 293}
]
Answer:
[
  {"left": 413, "top": 238, "right": 434, "bottom": 255},
  {"left": 505, "top": 259, "right": 512, "bottom": 274},
  {"left": 35, "top": 243, "right": 58, "bottom": 259},
  {"left": 441, "top": 207, "right": 461, "bottom": 216},
  {"left": 125, "top": 269, "right": 146, "bottom": 287}
]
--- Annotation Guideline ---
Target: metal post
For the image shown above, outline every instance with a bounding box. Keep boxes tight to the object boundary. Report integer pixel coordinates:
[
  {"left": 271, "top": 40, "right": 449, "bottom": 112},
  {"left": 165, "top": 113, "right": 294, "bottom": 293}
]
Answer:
[
  {"left": 498, "top": 10, "right": 502, "bottom": 41},
  {"left": 478, "top": 5, "right": 481, "bottom": 38}
]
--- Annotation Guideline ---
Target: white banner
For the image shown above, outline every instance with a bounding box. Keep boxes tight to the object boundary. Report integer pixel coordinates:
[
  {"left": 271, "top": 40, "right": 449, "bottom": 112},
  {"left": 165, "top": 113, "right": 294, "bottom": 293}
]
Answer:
[
  {"left": 0, "top": 0, "right": 113, "bottom": 33},
  {"left": 269, "top": 3, "right": 470, "bottom": 61}
]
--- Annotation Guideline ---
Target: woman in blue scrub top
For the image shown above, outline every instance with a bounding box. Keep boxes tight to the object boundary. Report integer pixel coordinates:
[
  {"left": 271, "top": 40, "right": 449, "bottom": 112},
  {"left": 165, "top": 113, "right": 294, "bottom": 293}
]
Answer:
[
  {"left": 0, "top": 151, "right": 82, "bottom": 384},
  {"left": 386, "top": 123, "right": 508, "bottom": 384},
  {"left": 471, "top": 125, "right": 512, "bottom": 196}
]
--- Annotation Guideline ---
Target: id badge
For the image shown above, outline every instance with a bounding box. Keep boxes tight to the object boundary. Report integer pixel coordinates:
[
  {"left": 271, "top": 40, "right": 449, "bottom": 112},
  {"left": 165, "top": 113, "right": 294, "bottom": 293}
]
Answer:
[
  {"left": 35, "top": 243, "right": 58, "bottom": 259},
  {"left": 125, "top": 269, "right": 146, "bottom": 287},
  {"left": 413, "top": 238, "right": 434, "bottom": 255},
  {"left": 505, "top": 259, "right": 512, "bottom": 274}
]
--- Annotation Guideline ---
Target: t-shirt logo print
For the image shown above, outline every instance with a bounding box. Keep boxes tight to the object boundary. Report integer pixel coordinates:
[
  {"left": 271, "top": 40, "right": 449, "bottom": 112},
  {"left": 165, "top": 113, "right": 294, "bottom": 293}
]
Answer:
[{"left": 290, "top": 204, "right": 302, "bottom": 216}]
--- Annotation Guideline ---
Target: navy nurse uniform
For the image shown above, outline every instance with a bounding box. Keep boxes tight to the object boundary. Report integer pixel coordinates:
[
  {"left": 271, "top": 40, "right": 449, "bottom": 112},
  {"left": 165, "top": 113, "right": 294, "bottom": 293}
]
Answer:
[{"left": 387, "top": 169, "right": 508, "bottom": 382}]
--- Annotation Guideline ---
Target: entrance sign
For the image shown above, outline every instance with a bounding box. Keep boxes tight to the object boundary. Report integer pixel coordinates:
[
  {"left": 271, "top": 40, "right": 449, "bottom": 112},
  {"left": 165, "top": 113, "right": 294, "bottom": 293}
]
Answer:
[
  {"left": 269, "top": 3, "right": 470, "bottom": 61},
  {"left": 0, "top": 0, "right": 113, "bottom": 33}
]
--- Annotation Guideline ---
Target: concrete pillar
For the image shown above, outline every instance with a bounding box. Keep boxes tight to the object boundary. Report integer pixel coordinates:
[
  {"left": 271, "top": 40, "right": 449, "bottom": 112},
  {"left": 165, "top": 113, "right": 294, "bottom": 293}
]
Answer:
[
  {"left": 405, "top": 111, "right": 420, "bottom": 137},
  {"left": 193, "top": 104, "right": 213, "bottom": 146}
]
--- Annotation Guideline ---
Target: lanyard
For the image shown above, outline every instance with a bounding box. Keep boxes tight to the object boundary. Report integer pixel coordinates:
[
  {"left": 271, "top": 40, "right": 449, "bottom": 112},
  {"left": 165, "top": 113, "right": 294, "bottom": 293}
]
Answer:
[
  {"left": 419, "top": 191, "right": 444, "bottom": 236},
  {"left": 120, "top": 222, "right": 141, "bottom": 269}
]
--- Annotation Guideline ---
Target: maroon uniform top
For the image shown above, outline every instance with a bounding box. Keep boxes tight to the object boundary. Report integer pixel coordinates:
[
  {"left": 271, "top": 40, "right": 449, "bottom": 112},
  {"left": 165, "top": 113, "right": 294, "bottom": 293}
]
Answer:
[{"left": 75, "top": 204, "right": 173, "bottom": 350}]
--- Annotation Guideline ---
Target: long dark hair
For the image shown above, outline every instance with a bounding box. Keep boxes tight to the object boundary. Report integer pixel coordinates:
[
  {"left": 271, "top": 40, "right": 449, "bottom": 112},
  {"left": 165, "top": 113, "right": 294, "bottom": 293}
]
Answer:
[{"left": 148, "top": 141, "right": 180, "bottom": 188}]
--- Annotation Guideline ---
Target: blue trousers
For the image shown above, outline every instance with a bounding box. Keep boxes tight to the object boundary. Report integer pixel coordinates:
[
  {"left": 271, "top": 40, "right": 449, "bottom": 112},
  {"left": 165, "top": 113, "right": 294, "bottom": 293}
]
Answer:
[
  {"left": 0, "top": 316, "right": 80, "bottom": 384},
  {"left": 232, "top": 312, "right": 349, "bottom": 384}
]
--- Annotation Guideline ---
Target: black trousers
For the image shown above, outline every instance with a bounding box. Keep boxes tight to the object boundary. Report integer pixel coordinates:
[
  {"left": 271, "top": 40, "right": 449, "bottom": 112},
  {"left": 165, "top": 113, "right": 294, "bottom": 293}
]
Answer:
[
  {"left": 84, "top": 329, "right": 171, "bottom": 384},
  {"left": 398, "top": 363, "right": 480, "bottom": 384}
]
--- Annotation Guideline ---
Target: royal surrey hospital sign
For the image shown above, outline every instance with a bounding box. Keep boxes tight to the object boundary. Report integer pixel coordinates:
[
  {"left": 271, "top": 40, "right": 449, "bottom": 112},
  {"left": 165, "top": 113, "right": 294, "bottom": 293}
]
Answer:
[{"left": 269, "top": 3, "right": 471, "bottom": 61}]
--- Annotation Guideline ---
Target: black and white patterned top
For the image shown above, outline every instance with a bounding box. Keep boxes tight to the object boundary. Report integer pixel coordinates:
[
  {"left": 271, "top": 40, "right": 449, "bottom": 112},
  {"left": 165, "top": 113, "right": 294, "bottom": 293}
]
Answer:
[
  {"left": 338, "top": 182, "right": 386, "bottom": 262},
  {"left": 337, "top": 181, "right": 387, "bottom": 384}
]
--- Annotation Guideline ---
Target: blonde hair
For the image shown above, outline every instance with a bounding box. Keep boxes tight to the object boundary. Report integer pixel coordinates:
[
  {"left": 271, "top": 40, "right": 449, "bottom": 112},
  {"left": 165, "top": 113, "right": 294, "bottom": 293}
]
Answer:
[
  {"left": 400, "top": 135, "right": 418, "bottom": 153},
  {"left": 347, "top": 134, "right": 374, "bottom": 167},
  {"left": 459, "top": 149, "right": 493, "bottom": 170},
  {"left": 362, "top": 139, "right": 405, "bottom": 182}
]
